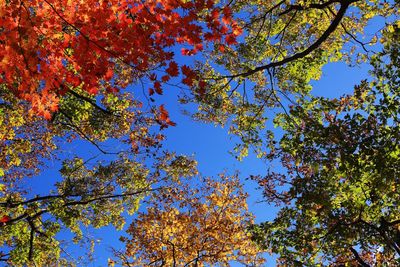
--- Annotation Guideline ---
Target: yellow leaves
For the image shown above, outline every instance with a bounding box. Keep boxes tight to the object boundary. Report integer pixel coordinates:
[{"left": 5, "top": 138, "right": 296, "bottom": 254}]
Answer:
[
  {"left": 387, "top": 24, "right": 396, "bottom": 33},
  {"left": 120, "top": 174, "right": 265, "bottom": 266},
  {"left": 107, "top": 258, "right": 115, "bottom": 267}
]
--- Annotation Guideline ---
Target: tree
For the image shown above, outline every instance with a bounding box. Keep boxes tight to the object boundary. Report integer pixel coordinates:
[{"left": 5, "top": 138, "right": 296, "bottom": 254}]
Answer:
[
  {"left": 1, "top": 0, "right": 399, "bottom": 266},
  {"left": 113, "top": 173, "right": 265, "bottom": 267},
  {"left": 249, "top": 25, "right": 400, "bottom": 266},
  {"left": 0, "top": 83, "right": 169, "bottom": 265},
  {"left": 0, "top": 0, "right": 247, "bottom": 265},
  {"left": 175, "top": 0, "right": 398, "bottom": 265},
  {"left": 0, "top": 0, "right": 241, "bottom": 118},
  {"left": 184, "top": 0, "right": 397, "bottom": 158}
]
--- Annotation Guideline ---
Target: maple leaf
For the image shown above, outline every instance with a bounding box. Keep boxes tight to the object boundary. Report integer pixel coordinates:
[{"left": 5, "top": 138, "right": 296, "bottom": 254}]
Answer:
[
  {"left": 225, "top": 34, "right": 237, "bottom": 45},
  {"left": 181, "top": 65, "right": 197, "bottom": 86},
  {"left": 105, "top": 69, "right": 114, "bottom": 80},
  {"left": 158, "top": 104, "right": 176, "bottom": 127},
  {"left": 166, "top": 61, "right": 179, "bottom": 77},
  {"left": 159, "top": 104, "right": 169, "bottom": 122},
  {"left": 0, "top": 215, "right": 10, "bottom": 224},
  {"left": 161, "top": 75, "right": 170, "bottom": 82},
  {"left": 154, "top": 81, "right": 163, "bottom": 95}
]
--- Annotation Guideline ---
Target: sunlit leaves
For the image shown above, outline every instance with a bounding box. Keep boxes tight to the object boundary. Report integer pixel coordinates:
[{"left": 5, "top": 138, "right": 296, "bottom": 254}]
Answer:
[
  {"left": 117, "top": 174, "right": 265, "bottom": 266},
  {"left": 184, "top": 0, "right": 398, "bottom": 159},
  {"left": 0, "top": 0, "right": 240, "bottom": 118},
  {"left": 250, "top": 24, "right": 400, "bottom": 266}
]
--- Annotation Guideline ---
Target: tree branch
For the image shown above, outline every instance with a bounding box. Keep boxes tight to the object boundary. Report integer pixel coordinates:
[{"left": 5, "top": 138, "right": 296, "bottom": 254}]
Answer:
[
  {"left": 223, "top": 0, "right": 358, "bottom": 79},
  {"left": 57, "top": 109, "right": 118, "bottom": 155},
  {"left": 349, "top": 247, "right": 370, "bottom": 267},
  {"left": 278, "top": 0, "right": 341, "bottom": 16},
  {"left": 67, "top": 90, "right": 116, "bottom": 116},
  {"left": 28, "top": 227, "right": 35, "bottom": 261},
  {"left": 0, "top": 188, "right": 158, "bottom": 227}
]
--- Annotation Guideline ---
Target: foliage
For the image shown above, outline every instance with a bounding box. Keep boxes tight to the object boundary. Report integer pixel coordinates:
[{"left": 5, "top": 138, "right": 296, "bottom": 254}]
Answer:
[
  {"left": 0, "top": 0, "right": 252, "bottom": 265},
  {"left": 250, "top": 24, "right": 400, "bottom": 266},
  {"left": 0, "top": 0, "right": 241, "bottom": 118},
  {"left": 0, "top": 87, "right": 56, "bottom": 180},
  {"left": 114, "top": 173, "right": 265, "bottom": 267},
  {"left": 184, "top": 0, "right": 398, "bottom": 159},
  {"left": 0, "top": 85, "right": 164, "bottom": 265},
  {"left": 1, "top": 0, "right": 399, "bottom": 266}
]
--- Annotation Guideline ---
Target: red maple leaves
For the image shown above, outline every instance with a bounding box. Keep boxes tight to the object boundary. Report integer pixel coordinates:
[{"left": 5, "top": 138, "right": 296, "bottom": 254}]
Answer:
[
  {"left": 1, "top": 0, "right": 241, "bottom": 119},
  {"left": 0, "top": 215, "right": 10, "bottom": 224},
  {"left": 157, "top": 104, "right": 176, "bottom": 128}
]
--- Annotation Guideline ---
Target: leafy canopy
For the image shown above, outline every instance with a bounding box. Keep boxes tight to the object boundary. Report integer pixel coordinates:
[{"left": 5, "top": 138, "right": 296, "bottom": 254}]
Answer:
[{"left": 1, "top": 0, "right": 399, "bottom": 266}]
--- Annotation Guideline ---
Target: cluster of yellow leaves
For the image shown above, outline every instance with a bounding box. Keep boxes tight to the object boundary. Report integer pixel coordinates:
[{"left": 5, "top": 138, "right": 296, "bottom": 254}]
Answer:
[
  {"left": 0, "top": 88, "right": 57, "bottom": 181},
  {"left": 118, "top": 174, "right": 265, "bottom": 266}
]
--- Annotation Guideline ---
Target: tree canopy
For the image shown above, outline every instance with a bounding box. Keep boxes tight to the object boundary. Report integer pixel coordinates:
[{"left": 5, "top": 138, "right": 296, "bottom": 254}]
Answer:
[
  {"left": 0, "top": 0, "right": 399, "bottom": 266},
  {"left": 251, "top": 27, "right": 400, "bottom": 266}
]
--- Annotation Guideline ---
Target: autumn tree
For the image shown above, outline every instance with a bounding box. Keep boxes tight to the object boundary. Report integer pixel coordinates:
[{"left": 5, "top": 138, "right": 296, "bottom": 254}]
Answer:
[
  {"left": 173, "top": 0, "right": 399, "bottom": 265},
  {"left": 0, "top": 84, "right": 168, "bottom": 265},
  {"left": 0, "top": 0, "right": 241, "bottom": 117},
  {"left": 0, "top": 0, "right": 266, "bottom": 265},
  {"left": 248, "top": 25, "right": 400, "bottom": 266},
  {"left": 1, "top": 0, "right": 399, "bottom": 266},
  {"left": 113, "top": 173, "right": 265, "bottom": 267},
  {"left": 184, "top": 0, "right": 398, "bottom": 158}
]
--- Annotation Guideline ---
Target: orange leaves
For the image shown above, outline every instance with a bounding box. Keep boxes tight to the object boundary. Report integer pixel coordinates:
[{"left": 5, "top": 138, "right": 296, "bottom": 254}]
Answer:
[
  {"left": 158, "top": 105, "right": 169, "bottom": 122},
  {"left": 120, "top": 175, "right": 265, "bottom": 266},
  {"left": 26, "top": 91, "right": 60, "bottom": 120},
  {"left": 1, "top": 0, "right": 240, "bottom": 121},
  {"left": 104, "top": 69, "right": 114, "bottom": 81},
  {"left": 157, "top": 104, "right": 176, "bottom": 128},
  {"left": 0, "top": 215, "right": 10, "bottom": 224}
]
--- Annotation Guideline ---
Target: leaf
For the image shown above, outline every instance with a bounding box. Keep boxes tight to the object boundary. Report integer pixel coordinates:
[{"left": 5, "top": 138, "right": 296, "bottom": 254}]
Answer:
[
  {"left": 166, "top": 61, "right": 179, "bottom": 77},
  {"left": 158, "top": 104, "right": 176, "bottom": 127},
  {"left": 0, "top": 215, "right": 10, "bottom": 223},
  {"left": 105, "top": 69, "right": 114, "bottom": 81}
]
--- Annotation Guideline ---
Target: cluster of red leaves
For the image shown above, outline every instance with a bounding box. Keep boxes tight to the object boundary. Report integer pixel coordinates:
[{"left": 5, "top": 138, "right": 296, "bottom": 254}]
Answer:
[
  {"left": 0, "top": 0, "right": 241, "bottom": 123},
  {"left": 0, "top": 215, "right": 10, "bottom": 224},
  {"left": 156, "top": 104, "right": 176, "bottom": 129}
]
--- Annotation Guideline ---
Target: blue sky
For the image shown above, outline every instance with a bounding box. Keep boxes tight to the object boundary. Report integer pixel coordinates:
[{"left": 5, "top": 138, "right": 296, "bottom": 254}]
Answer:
[
  {"left": 21, "top": 54, "right": 374, "bottom": 267},
  {"left": 68, "top": 60, "right": 369, "bottom": 266},
  {"left": 19, "top": 12, "right": 389, "bottom": 267}
]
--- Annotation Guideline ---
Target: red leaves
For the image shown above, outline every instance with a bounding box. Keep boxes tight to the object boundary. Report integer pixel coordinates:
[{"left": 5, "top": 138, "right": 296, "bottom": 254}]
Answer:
[
  {"left": 104, "top": 69, "right": 114, "bottom": 81},
  {"left": 0, "top": 0, "right": 239, "bottom": 119},
  {"left": 154, "top": 81, "right": 163, "bottom": 95},
  {"left": 181, "top": 65, "right": 197, "bottom": 86},
  {"left": 166, "top": 61, "right": 179, "bottom": 77},
  {"left": 0, "top": 215, "right": 10, "bottom": 224},
  {"left": 225, "top": 34, "right": 238, "bottom": 45},
  {"left": 157, "top": 104, "right": 176, "bottom": 128}
]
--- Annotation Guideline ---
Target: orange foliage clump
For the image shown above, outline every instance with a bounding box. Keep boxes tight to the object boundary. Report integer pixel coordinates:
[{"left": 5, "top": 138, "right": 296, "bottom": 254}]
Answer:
[
  {"left": 118, "top": 175, "right": 265, "bottom": 266},
  {"left": 0, "top": 0, "right": 242, "bottom": 119}
]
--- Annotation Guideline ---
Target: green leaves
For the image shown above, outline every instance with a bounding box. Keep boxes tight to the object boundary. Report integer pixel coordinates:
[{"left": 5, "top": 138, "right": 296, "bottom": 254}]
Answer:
[{"left": 250, "top": 23, "right": 400, "bottom": 266}]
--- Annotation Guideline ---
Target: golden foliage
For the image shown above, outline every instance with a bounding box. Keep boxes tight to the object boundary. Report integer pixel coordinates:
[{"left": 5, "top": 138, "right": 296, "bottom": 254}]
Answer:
[{"left": 118, "top": 174, "right": 265, "bottom": 266}]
